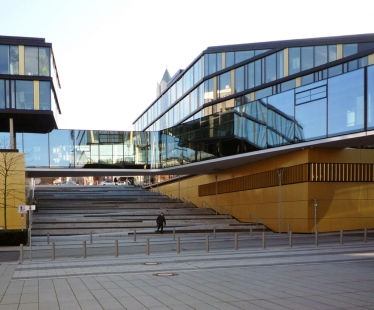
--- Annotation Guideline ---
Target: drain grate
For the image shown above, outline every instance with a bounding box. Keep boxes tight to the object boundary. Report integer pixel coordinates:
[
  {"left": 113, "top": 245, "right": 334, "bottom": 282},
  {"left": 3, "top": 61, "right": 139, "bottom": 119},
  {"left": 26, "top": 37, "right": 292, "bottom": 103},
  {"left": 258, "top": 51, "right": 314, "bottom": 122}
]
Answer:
[
  {"left": 153, "top": 272, "right": 178, "bottom": 277},
  {"left": 143, "top": 262, "right": 160, "bottom": 265}
]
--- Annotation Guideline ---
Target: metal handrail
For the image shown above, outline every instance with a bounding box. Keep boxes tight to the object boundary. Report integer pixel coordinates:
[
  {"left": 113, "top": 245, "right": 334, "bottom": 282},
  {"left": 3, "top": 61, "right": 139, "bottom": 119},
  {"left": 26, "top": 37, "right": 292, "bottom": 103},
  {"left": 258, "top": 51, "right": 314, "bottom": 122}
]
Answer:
[
  {"left": 171, "top": 193, "right": 178, "bottom": 200},
  {"left": 182, "top": 196, "right": 191, "bottom": 203},
  {"left": 202, "top": 201, "right": 231, "bottom": 219},
  {"left": 249, "top": 214, "right": 265, "bottom": 227}
]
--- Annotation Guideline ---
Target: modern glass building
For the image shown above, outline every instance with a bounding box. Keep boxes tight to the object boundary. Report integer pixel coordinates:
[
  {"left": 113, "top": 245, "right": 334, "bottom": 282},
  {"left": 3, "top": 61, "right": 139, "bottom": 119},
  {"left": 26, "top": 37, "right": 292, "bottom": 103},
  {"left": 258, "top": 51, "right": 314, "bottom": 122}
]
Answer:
[{"left": 1, "top": 34, "right": 374, "bottom": 232}]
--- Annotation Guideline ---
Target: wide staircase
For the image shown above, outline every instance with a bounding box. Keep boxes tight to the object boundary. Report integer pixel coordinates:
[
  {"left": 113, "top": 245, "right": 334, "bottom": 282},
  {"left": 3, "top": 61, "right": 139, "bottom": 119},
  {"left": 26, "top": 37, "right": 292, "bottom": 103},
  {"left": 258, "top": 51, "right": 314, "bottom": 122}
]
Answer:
[{"left": 32, "top": 185, "right": 269, "bottom": 236}]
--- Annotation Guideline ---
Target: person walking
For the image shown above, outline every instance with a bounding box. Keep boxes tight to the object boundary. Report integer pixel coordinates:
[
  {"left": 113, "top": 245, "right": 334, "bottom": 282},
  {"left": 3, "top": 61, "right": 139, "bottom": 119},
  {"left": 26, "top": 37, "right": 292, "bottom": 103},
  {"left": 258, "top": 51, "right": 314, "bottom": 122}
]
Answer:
[{"left": 156, "top": 212, "right": 166, "bottom": 233}]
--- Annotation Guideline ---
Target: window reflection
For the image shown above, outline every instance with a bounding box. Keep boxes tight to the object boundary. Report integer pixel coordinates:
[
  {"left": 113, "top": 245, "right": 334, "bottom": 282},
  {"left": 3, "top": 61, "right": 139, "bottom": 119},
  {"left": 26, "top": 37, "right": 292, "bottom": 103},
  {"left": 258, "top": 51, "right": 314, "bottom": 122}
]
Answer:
[
  {"left": 0, "top": 80, "right": 4, "bottom": 109},
  {"left": 16, "top": 80, "right": 33, "bottom": 109},
  {"left": 39, "top": 81, "right": 51, "bottom": 110},
  {"left": 25, "top": 47, "right": 38, "bottom": 75},
  {"left": 0, "top": 45, "right": 9, "bottom": 74},
  {"left": 328, "top": 69, "right": 364, "bottom": 136},
  {"left": 218, "top": 72, "right": 231, "bottom": 99}
]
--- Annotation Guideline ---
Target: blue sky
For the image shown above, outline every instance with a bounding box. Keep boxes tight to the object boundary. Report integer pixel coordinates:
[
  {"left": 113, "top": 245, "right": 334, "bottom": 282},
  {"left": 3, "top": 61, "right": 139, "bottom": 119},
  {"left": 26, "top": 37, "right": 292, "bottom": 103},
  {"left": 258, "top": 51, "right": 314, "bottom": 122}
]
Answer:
[{"left": 1, "top": 0, "right": 373, "bottom": 130}]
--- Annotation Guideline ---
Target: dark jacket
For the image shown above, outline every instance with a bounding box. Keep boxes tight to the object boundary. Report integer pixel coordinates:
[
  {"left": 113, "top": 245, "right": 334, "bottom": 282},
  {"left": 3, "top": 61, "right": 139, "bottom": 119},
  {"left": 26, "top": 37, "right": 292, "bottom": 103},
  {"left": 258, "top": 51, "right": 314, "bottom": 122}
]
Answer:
[{"left": 156, "top": 215, "right": 166, "bottom": 226}]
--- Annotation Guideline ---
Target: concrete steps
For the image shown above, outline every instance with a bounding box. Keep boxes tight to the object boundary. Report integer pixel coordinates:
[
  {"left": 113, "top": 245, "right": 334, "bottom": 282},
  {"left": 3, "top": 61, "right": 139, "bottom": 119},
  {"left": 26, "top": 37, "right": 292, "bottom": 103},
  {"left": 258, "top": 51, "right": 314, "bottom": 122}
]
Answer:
[{"left": 32, "top": 185, "right": 269, "bottom": 236}]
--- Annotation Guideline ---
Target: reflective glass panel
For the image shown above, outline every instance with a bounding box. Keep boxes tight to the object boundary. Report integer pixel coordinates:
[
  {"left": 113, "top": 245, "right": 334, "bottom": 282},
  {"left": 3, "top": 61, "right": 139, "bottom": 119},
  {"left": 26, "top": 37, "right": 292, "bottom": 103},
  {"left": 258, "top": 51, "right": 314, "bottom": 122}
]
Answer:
[
  {"left": 226, "top": 52, "right": 234, "bottom": 68},
  {"left": 289, "top": 47, "right": 300, "bottom": 75},
  {"left": 343, "top": 44, "right": 358, "bottom": 57},
  {"left": 247, "top": 62, "right": 254, "bottom": 89},
  {"left": 235, "top": 51, "right": 254, "bottom": 64},
  {"left": 9, "top": 46, "right": 18, "bottom": 74},
  {"left": 315, "top": 46, "right": 327, "bottom": 66},
  {"left": 328, "top": 45, "right": 337, "bottom": 62},
  {"left": 277, "top": 50, "right": 284, "bottom": 79},
  {"left": 0, "top": 45, "right": 9, "bottom": 74},
  {"left": 204, "top": 78, "right": 214, "bottom": 103},
  {"left": 49, "top": 130, "right": 75, "bottom": 168},
  {"left": 39, "top": 81, "right": 51, "bottom": 110},
  {"left": 176, "top": 79, "right": 183, "bottom": 99},
  {"left": 295, "top": 98, "right": 326, "bottom": 141},
  {"left": 328, "top": 69, "right": 364, "bottom": 136},
  {"left": 39, "top": 47, "right": 50, "bottom": 76},
  {"left": 235, "top": 66, "right": 244, "bottom": 93},
  {"left": 301, "top": 46, "right": 313, "bottom": 71},
  {"left": 217, "top": 53, "right": 222, "bottom": 71},
  {"left": 25, "top": 47, "right": 38, "bottom": 75},
  {"left": 254, "top": 59, "right": 261, "bottom": 86},
  {"left": 23, "top": 133, "right": 49, "bottom": 168},
  {"left": 0, "top": 80, "right": 4, "bottom": 109},
  {"left": 208, "top": 54, "right": 217, "bottom": 75},
  {"left": 366, "top": 65, "right": 374, "bottom": 129},
  {"left": 218, "top": 72, "right": 231, "bottom": 99},
  {"left": 265, "top": 54, "right": 276, "bottom": 83},
  {"left": 16, "top": 80, "right": 33, "bottom": 109}
]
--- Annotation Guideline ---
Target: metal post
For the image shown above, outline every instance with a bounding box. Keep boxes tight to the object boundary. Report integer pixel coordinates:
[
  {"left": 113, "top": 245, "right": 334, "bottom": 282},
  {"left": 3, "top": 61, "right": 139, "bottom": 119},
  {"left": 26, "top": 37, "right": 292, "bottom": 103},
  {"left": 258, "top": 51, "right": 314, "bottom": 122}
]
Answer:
[
  {"left": 146, "top": 238, "right": 150, "bottom": 255},
  {"left": 278, "top": 169, "right": 283, "bottom": 234},
  {"left": 115, "top": 240, "right": 118, "bottom": 257},
  {"left": 364, "top": 227, "right": 367, "bottom": 243},
  {"left": 235, "top": 233, "right": 238, "bottom": 250},
  {"left": 177, "top": 236, "right": 180, "bottom": 253},
  {"left": 83, "top": 241, "right": 86, "bottom": 258},
  {"left": 52, "top": 242, "right": 55, "bottom": 260},
  {"left": 289, "top": 231, "right": 292, "bottom": 247},
  {"left": 173, "top": 228, "right": 175, "bottom": 241},
  {"left": 340, "top": 229, "right": 343, "bottom": 244},
  {"left": 315, "top": 230, "right": 318, "bottom": 246},
  {"left": 90, "top": 231, "right": 93, "bottom": 244},
  {"left": 213, "top": 227, "right": 216, "bottom": 238},
  {"left": 314, "top": 198, "right": 318, "bottom": 236},
  {"left": 178, "top": 175, "right": 180, "bottom": 199},
  {"left": 287, "top": 224, "right": 290, "bottom": 235},
  {"left": 29, "top": 209, "right": 32, "bottom": 261},
  {"left": 47, "top": 232, "right": 50, "bottom": 245},
  {"left": 206, "top": 235, "right": 209, "bottom": 252},
  {"left": 250, "top": 226, "right": 252, "bottom": 237},
  {"left": 134, "top": 229, "right": 136, "bottom": 242},
  {"left": 19, "top": 244, "right": 23, "bottom": 264},
  {"left": 215, "top": 175, "right": 218, "bottom": 215},
  {"left": 262, "top": 232, "right": 266, "bottom": 249}
]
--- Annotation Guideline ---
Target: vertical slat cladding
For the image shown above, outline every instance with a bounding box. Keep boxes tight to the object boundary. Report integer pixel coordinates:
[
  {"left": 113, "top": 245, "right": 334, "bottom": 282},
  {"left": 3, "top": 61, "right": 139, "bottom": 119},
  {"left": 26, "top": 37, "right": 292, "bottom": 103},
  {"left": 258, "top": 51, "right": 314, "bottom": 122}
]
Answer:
[{"left": 198, "top": 163, "right": 374, "bottom": 196}]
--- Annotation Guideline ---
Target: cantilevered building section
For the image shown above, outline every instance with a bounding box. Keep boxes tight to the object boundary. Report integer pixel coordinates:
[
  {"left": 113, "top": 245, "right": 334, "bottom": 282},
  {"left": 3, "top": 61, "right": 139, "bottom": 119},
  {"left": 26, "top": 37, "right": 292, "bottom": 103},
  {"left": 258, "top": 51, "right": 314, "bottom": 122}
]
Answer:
[{"left": 0, "top": 36, "right": 61, "bottom": 135}]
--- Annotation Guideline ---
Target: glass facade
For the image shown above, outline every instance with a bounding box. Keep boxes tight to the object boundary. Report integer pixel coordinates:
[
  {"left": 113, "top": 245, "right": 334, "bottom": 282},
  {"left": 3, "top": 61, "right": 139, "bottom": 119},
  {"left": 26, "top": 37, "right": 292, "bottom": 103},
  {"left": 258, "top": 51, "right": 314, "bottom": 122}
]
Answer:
[{"left": 135, "top": 39, "right": 369, "bottom": 132}]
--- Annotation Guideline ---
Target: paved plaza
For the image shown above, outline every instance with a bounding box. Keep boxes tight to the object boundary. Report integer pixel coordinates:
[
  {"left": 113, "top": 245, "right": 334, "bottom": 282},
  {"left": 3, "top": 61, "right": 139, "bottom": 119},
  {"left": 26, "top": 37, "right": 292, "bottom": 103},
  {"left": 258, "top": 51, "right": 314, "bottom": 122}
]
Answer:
[{"left": 0, "top": 232, "right": 374, "bottom": 310}]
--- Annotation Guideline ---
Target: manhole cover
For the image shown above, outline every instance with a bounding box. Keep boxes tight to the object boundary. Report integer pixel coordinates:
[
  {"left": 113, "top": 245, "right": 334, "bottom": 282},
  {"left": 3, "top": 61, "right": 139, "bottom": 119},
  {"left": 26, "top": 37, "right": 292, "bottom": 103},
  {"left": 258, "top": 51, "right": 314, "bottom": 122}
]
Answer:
[
  {"left": 153, "top": 272, "right": 178, "bottom": 277},
  {"left": 143, "top": 262, "right": 160, "bottom": 265}
]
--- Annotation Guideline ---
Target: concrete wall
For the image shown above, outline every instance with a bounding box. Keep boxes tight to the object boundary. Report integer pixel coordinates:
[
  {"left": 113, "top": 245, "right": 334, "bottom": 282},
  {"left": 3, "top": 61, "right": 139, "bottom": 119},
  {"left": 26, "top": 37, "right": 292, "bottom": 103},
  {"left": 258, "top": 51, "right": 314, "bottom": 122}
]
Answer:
[{"left": 156, "top": 148, "right": 374, "bottom": 233}]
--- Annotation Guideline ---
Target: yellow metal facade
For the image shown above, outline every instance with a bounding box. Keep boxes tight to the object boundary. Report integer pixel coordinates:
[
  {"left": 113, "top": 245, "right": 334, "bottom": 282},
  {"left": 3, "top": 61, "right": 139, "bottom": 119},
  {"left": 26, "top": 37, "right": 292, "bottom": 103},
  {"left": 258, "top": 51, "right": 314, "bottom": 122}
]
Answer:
[{"left": 156, "top": 148, "right": 374, "bottom": 233}]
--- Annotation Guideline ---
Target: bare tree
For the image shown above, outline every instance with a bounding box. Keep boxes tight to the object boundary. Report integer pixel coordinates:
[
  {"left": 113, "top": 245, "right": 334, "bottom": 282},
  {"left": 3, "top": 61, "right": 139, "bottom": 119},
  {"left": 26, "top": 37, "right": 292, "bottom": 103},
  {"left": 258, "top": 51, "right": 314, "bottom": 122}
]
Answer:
[{"left": 0, "top": 137, "right": 25, "bottom": 230}]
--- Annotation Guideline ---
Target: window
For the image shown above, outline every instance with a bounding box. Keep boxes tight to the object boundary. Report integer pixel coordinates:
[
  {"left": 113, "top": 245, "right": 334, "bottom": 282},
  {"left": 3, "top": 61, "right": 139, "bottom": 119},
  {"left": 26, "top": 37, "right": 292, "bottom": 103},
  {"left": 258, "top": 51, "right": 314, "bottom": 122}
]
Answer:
[
  {"left": 247, "top": 62, "right": 254, "bottom": 89},
  {"left": 218, "top": 72, "right": 231, "bottom": 99},
  {"left": 38, "top": 47, "right": 50, "bottom": 76},
  {"left": 39, "top": 81, "right": 51, "bottom": 110},
  {"left": 315, "top": 46, "right": 327, "bottom": 67},
  {"left": 343, "top": 44, "right": 358, "bottom": 57},
  {"left": 0, "top": 80, "right": 4, "bottom": 109},
  {"left": 301, "top": 47, "right": 313, "bottom": 71},
  {"left": 235, "top": 50, "right": 254, "bottom": 64},
  {"left": 235, "top": 66, "right": 244, "bottom": 93},
  {"left": 0, "top": 45, "right": 9, "bottom": 74},
  {"left": 328, "top": 45, "right": 337, "bottom": 62},
  {"left": 25, "top": 47, "right": 38, "bottom": 75},
  {"left": 225, "top": 52, "right": 234, "bottom": 68},
  {"left": 276, "top": 50, "right": 284, "bottom": 79},
  {"left": 16, "top": 80, "right": 34, "bottom": 109},
  {"left": 265, "top": 54, "right": 276, "bottom": 83},
  {"left": 289, "top": 47, "right": 300, "bottom": 75},
  {"left": 204, "top": 78, "right": 214, "bottom": 103}
]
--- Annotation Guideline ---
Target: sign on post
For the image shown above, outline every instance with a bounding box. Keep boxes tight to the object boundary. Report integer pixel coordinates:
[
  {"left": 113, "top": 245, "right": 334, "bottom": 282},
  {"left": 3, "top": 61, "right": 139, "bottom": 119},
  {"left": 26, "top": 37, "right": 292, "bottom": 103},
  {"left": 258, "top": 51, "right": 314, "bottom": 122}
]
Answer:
[{"left": 18, "top": 205, "right": 35, "bottom": 213}]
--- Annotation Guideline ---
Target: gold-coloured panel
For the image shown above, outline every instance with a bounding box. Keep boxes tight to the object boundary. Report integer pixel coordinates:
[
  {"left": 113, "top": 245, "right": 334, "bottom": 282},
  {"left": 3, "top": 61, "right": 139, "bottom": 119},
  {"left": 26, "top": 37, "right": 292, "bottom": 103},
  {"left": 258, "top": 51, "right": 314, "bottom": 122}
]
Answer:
[
  {"left": 19, "top": 45, "right": 25, "bottom": 75},
  {"left": 34, "top": 81, "right": 40, "bottom": 110}
]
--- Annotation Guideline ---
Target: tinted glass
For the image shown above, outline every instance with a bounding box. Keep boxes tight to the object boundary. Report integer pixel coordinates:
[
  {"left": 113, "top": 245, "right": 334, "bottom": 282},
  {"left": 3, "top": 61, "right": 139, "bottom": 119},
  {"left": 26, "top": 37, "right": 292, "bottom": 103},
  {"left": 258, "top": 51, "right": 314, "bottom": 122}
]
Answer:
[
  {"left": 367, "top": 65, "right": 374, "bottom": 130},
  {"left": 218, "top": 72, "right": 231, "bottom": 99},
  {"left": 0, "top": 80, "right": 4, "bottom": 109},
  {"left": 343, "top": 44, "right": 358, "bottom": 57},
  {"left": 217, "top": 53, "right": 222, "bottom": 72},
  {"left": 49, "top": 130, "right": 75, "bottom": 168},
  {"left": 204, "top": 78, "right": 214, "bottom": 103},
  {"left": 315, "top": 46, "right": 327, "bottom": 66},
  {"left": 25, "top": 47, "right": 38, "bottom": 75},
  {"left": 208, "top": 54, "right": 217, "bottom": 75},
  {"left": 39, "top": 47, "right": 50, "bottom": 76},
  {"left": 301, "top": 47, "right": 313, "bottom": 71},
  {"left": 328, "top": 45, "right": 337, "bottom": 62},
  {"left": 254, "top": 59, "right": 261, "bottom": 86},
  {"left": 16, "top": 80, "right": 33, "bottom": 109},
  {"left": 265, "top": 54, "right": 276, "bottom": 83},
  {"left": 277, "top": 50, "right": 284, "bottom": 79},
  {"left": 9, "top": 46, "right": 18, "bottom": 74},
  {"left": 289, "top": 47, "right": 300, "bottom": 75},
  {"left": 0, "top": 45, "right": 9, "bottom": 74},
  {"left": 328, "top": 69, "right": 364, "bottom": 136},
  {"left": 247, "top": 62, "right": 254, "bottom": 89},
  {"left": 23, "top": 133, "right": 49, "bottom": 167},
  {"left": 235, "top": 66, "right": 244, "bottom": 93},
  {"left": 39, "top": 81, "right": 51, "bottom": 110},
  {"left": 295, "top": 98, "right": 326, "bottom": 140},
  {"left": 235, "top": 50, "right": 254, "bottom": 64},
  {"left": 226, "top": 52, "right": 234, "bottom": 68}
]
